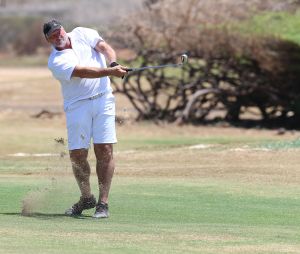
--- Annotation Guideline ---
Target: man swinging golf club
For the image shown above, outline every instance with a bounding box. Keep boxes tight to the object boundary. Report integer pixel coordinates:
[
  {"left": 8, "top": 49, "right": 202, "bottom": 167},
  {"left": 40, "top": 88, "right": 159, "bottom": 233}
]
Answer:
[{"left": 43, "top": 19, "right": 127, "bottom": 218}]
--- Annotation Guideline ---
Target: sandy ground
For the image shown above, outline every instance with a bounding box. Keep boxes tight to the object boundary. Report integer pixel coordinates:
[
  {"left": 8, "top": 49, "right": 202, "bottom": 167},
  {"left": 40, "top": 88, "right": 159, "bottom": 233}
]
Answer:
[
  {"left": 0, "top": 66, "right": 298, "bottom": 134},
  {"left": 1, "top": 67, "right": 300, "bottom": 186}
]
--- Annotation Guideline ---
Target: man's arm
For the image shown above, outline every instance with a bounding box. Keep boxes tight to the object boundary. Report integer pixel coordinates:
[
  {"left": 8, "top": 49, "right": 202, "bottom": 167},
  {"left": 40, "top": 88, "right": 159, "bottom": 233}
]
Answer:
[
  {"left": 71, "top": 65, "right": 127, "bottom": 78},
  {"left": 94, "top": 40, "right": 117, "bottom": 66}
]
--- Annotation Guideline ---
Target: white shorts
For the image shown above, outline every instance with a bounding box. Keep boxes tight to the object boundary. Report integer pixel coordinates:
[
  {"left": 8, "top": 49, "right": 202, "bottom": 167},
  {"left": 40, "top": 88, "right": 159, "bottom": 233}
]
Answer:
[{"left": 65, "top": 92, "right": 117, "bottom": 150}]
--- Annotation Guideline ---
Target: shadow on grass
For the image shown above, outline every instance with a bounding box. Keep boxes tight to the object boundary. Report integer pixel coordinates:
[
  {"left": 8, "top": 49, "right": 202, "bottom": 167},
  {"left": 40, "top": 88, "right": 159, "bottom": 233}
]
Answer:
[{"left": 0, "top": 212, "right": 90, "bottom": 220}]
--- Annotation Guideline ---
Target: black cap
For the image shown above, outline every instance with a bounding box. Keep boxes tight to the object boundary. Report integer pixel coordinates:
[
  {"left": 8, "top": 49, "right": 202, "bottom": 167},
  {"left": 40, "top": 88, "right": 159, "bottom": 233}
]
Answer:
[{"left": 43, "top": 20, "right": 62, "bottom": 37}]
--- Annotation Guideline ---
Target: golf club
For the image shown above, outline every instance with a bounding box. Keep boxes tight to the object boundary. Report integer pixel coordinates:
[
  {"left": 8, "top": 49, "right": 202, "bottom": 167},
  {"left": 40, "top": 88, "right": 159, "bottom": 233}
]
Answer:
[{"left": 126, "top": 54, "right": 188, "bottom": 72}]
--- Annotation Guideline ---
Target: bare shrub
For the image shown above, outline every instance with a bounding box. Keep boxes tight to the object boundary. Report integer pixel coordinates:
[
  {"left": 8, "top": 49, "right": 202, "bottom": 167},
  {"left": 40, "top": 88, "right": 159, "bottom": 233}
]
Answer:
[
  {"left": 111, "top": 0, "right": 300, "bottom": 127},
  {"left": 0, "top": 17, "right": 46, "bottom": 55},
  {"left": 13, "top": 19, "right": 46, "bottom": 55}
]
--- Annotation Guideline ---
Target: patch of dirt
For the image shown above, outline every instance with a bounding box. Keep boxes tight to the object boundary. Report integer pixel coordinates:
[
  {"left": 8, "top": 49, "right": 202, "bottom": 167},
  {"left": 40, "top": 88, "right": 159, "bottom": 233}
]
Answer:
[{"left": 0, "top": 67, "right": 62, "bottom": 114}]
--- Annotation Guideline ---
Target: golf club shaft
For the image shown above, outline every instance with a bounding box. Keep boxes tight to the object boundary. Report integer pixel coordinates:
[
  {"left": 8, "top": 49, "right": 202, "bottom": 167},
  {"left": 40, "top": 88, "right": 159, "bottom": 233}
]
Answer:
[
  {"left": 126, "top": 54, "right": 188, "bottom": 73},
  {"left": 127, "top": 63, "right": 182, "bottom": 72}
]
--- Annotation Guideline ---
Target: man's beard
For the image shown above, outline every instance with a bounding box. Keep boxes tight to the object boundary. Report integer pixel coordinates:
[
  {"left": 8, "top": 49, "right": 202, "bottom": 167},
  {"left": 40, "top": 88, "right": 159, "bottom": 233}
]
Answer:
[{"left": 55, "top": 36, "right": 69, "bottom": 49}]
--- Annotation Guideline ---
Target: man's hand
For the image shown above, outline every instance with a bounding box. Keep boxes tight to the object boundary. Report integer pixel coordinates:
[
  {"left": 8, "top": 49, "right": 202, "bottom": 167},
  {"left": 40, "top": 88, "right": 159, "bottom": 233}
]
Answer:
[{"left": 109, "top": 65, "right": 128, "bottom": 78}]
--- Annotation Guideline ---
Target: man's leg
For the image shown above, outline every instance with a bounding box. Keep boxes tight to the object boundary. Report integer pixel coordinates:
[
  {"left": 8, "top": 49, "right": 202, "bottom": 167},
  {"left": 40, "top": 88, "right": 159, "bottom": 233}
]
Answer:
[
  {"left": 65, "top": 148, "right": 96, "bottom": 216},
  {"left": 69, "top": 148, "right": 92, "bottom": 198},
  {"left": 92, "top": 93, "right": 116, "bottom": 218},
  {"left": 94, "top": 144, "right": 115, "bottom": 204}
]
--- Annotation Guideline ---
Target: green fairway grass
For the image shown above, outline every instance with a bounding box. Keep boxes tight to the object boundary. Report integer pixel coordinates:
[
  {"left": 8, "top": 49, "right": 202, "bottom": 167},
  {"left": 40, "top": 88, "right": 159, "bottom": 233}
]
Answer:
[
  {"left": 1, "top": 128, "right": 300, "bottom": 253},
  {"left": 1, "top": 176, "right": 300, "bottom": 254},
  {"left": 259, "top": 138, "right": 300, "bottom": 150}
]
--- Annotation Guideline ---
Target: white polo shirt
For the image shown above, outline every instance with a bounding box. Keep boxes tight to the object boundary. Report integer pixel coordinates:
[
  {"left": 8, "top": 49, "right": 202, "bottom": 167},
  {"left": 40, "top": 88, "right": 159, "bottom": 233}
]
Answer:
[{"left": 48, "top": 27, "right": 112, "bottom": 111}]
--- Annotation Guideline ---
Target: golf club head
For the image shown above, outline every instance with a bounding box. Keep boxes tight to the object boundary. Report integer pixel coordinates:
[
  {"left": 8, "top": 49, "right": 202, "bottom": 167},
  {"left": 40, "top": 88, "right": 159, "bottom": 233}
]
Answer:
[{"left": 181, "top": 54, "right": 188, "bottom": 64}]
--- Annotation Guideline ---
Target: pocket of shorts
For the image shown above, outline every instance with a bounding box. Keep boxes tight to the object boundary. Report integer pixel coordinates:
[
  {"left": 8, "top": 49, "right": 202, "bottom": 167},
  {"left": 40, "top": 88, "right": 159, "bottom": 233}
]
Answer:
[
  {"left": 103, "top": 94, "right": 115, "bottom": 115},
  {"left": 65, "top": 100, "right": 84, "bottom": 113}
]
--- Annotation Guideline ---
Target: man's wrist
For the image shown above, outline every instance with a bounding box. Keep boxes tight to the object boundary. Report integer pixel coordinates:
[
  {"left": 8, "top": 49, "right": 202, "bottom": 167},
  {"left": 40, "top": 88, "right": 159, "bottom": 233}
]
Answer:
[{"left": 110, "top": 61, "right": 119, "bottom": 67}]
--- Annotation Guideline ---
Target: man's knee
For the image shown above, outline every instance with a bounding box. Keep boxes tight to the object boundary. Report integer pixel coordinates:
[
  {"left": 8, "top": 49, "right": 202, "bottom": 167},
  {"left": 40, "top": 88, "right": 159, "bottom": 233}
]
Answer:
[
  {"left": 69, "top": 149, "right": 89, "bottom": 164},
  {"left": 94, "top": 144, "right": 113, "bottom": 161}
]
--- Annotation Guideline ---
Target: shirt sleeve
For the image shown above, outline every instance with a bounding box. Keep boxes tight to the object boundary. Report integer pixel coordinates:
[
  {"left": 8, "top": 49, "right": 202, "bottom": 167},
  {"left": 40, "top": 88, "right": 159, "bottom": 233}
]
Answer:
[
  {"left": 80, "top": 27, "right": 104, "bottom": 48},
  {"left": 48, "top": 52, "right": 77, "bottom": 81}
]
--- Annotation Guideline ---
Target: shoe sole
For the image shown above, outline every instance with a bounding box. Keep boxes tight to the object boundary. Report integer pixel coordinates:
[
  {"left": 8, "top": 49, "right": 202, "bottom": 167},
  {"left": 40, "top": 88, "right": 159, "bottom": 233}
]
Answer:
[
  {"left": 92, "top": 213, "right": 109, "bottom": 219},
  {"left": 65, "top": 204, "right": 96, "bottom": 216}
]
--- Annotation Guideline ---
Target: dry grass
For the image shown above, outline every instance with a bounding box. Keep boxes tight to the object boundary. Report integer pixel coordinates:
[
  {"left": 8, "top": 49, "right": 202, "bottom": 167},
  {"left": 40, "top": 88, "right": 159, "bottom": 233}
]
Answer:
[
  {"left": 1, "top": 66, "right": 300, "bottom": 182},
  {"left": 114, "top": 148, "right": 300, "bottom": 184}
]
